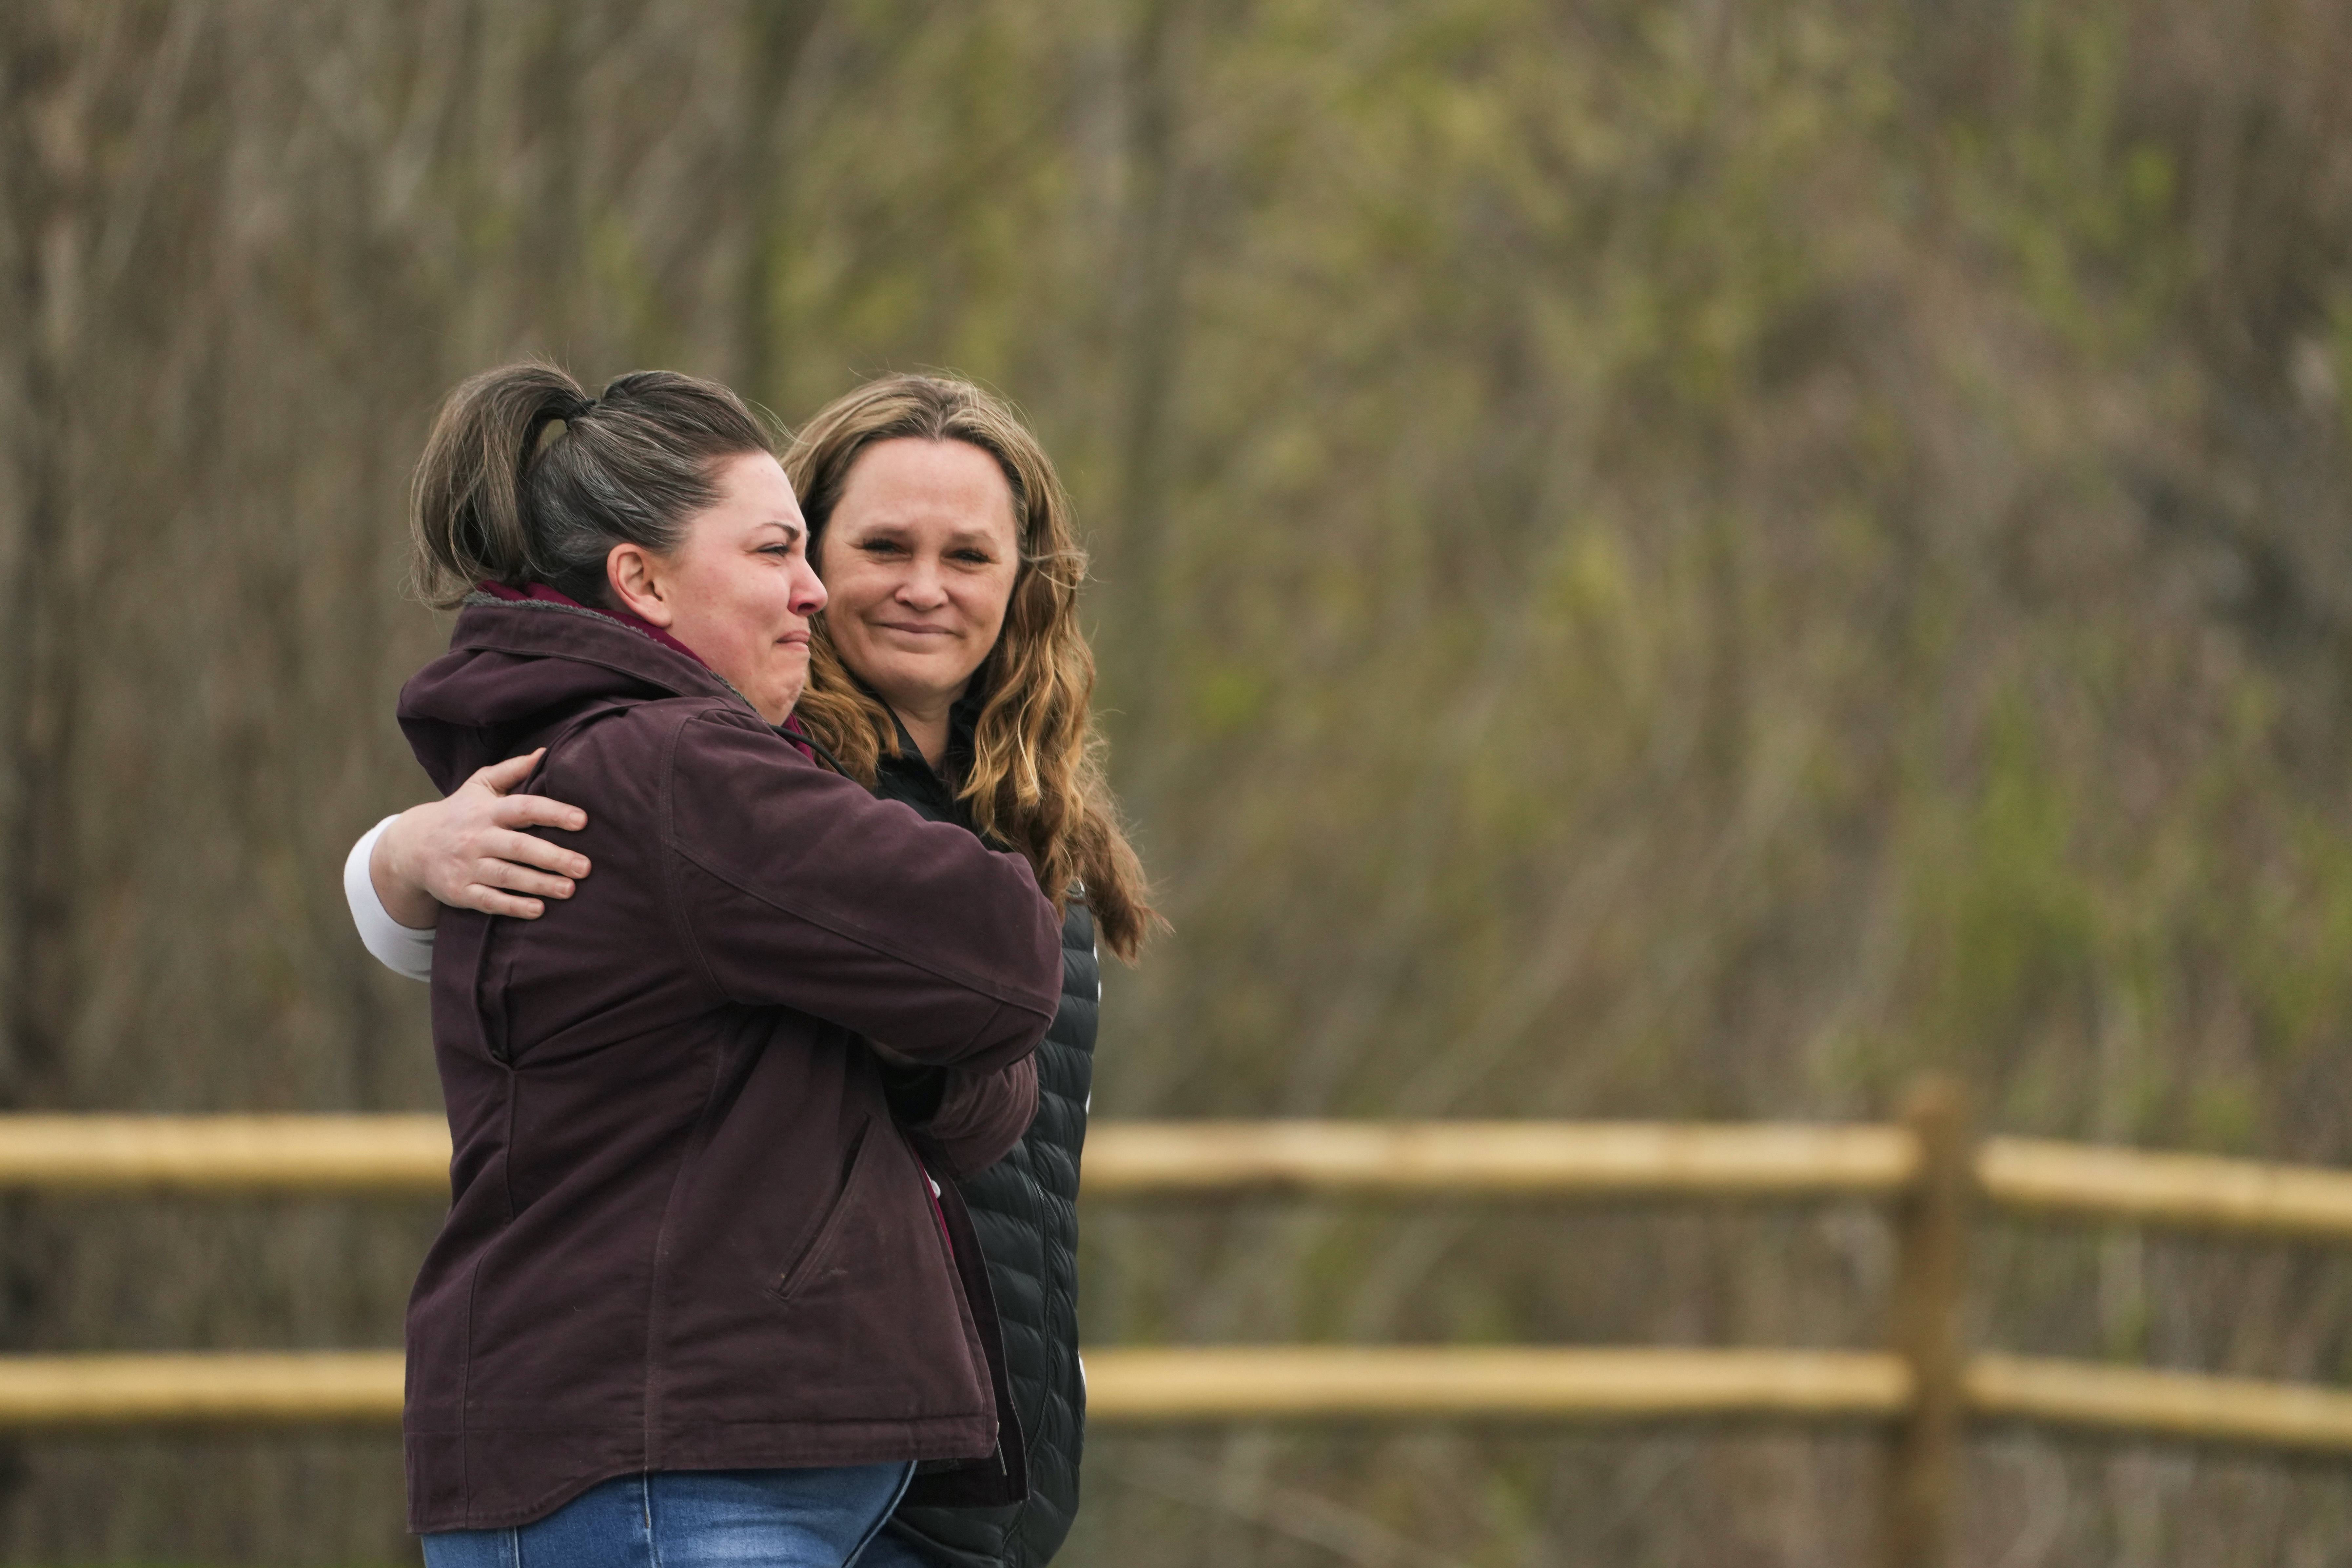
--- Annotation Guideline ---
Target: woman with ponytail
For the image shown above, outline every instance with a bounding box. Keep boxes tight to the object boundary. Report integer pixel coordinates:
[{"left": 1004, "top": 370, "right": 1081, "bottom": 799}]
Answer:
[
  {"left": 351, "top": 374, "right": 1156, "bottom": 1567},
  {"left": 372, "top": 362, "right": 1063, "bottom": 1566}
]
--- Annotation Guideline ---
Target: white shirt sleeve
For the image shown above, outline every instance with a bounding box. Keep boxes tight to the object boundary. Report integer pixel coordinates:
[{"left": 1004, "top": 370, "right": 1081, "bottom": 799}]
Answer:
[{"left": 344, "top": 815, "right": 437, "bottom": 982}]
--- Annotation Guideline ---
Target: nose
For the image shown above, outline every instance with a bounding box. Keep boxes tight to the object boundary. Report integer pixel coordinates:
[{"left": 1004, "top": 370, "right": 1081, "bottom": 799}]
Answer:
[
  {"left": 895, "top": 558, "right": 947, "bottom": 608},
  {"left": 791, "top": 554, "right": 828, "bottom": 616}
]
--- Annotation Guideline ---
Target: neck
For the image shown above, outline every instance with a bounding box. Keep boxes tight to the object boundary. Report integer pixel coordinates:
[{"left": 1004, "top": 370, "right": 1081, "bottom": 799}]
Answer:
[{"left": 891, "top": 697, "right": 953, "bottom": 769}]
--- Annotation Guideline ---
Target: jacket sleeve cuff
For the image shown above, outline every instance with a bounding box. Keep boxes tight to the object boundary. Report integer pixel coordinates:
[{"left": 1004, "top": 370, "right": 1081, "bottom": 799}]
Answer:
[{"left": 898, "top": 1057, "right": 1039, "bottom": 1178}]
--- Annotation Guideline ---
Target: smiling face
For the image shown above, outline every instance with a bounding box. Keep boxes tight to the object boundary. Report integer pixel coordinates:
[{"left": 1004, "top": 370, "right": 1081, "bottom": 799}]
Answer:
[
  {"left": 606, "top": 450, "right": 829, "bottom": 724},
  {"left": 815, "top": 437, "right": 1021, "bottom": 721}
]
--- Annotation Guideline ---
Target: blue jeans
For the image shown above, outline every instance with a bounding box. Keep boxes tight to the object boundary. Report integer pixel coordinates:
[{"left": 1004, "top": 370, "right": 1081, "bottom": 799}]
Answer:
[
  {"left": 420, "top": 1463, "right": 915, "bottom": 1568},
  {"left": 849, "top": 1521, "right": 951, "bottom": 1568}
]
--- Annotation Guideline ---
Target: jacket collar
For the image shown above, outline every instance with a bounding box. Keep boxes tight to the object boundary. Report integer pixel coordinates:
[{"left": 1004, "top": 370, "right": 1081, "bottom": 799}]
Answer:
[
  {"left": 472, "top": 580, "right": 709, "bottom": 668},
  {"left": 399, "top": 591, "right": 773, "bottom": 793},
  {"left": 447, "top": 590, "right": 752, "bottom": 712}
]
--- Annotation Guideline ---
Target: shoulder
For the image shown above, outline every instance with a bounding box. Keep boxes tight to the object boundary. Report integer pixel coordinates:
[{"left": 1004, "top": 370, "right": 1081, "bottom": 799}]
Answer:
[
  {"left": 661, "top": 705, "right": 943, "bottom": 847},
  {"left": 672, "top": 703, "right": 842, "bottom": 774},
  {"left": 541, "top": 694, "right": 781, "bottom": 771},
  {"left": 530, "top": 699, "right": 822, "bottom": 828}
]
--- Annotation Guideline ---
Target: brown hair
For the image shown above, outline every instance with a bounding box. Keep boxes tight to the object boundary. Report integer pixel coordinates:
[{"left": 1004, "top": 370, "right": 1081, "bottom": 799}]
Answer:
[
  {"left": 785, "top": 375, "right": 1160, "bottom": 960},
  {"left": 411, "top": 361, "right": 772, "bottom": 610}
]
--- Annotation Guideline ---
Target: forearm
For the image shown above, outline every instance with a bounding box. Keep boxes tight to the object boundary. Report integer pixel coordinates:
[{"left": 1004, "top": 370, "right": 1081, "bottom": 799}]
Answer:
[{"left": 675, "top": 721, "right": 1064, "bottom": 1062}]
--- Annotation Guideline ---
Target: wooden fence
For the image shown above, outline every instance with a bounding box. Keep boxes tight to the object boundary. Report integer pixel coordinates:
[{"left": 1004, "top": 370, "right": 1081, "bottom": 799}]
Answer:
[{"left": 0, "top": 1079, "right": 2348, "bottom": 1566}]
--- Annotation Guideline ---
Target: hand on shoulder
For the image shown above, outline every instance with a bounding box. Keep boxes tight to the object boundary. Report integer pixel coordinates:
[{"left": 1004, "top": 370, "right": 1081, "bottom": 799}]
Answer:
[{"left": 372, "top": 749, "right": 593, "bottom": 924}]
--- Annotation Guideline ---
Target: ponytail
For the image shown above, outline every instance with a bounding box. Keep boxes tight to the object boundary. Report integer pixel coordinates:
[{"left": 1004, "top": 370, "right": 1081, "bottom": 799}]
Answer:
[{"left": 410, "top": 361, "right": 774, "bottom": 611}]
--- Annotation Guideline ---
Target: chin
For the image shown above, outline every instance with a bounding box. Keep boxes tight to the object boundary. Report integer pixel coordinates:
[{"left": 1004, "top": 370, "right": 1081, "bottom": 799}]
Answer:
[
  {"left": 880, "top": 655, "right": 966, "bottom": 693},
  {"left": 744, "top": 678, "right": 805, "bottom": 726}
]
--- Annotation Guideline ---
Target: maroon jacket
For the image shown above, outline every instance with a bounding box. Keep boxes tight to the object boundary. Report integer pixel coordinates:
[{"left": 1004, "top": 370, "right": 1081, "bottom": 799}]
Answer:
[{"left": 395, "top": 595, "right": 1062, "bottom": 1532}]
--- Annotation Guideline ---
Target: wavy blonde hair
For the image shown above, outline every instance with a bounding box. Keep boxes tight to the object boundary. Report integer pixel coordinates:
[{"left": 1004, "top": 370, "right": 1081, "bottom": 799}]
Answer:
[{"left": 784, "top": 375, "right": 1159, "bottom": 960}]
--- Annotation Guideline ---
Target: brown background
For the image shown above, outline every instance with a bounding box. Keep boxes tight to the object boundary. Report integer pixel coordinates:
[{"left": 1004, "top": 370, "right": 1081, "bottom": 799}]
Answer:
[{"left": 7, "top": 2, "right": 2352, "bottom": 1562}]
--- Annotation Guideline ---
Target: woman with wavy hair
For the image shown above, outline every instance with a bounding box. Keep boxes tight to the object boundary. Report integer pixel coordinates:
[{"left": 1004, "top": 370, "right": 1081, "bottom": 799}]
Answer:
[{"left": 350, "top": 372, "right": 1155, "bottom": 1567}]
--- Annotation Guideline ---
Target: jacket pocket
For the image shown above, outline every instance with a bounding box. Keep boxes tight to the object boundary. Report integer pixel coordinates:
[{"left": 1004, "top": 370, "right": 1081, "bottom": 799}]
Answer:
[{"left": 768, "top": 1117, "right": 877, "bottom": 1304}]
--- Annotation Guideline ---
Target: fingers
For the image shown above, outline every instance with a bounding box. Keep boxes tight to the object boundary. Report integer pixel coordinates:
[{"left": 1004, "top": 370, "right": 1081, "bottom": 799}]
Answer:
[
  {"left": 490, "top": 792, "right": 589, "bottom": 835},
  {"left": 465, "top": 750, "right": 589, "bottom": 838},
  {"left": 480, "top": 827, "right": 589, "bottom": 881},
  {"left": 471, "top": 855, "right": 576, "bottom": 901},
  {"left": 467, "top": 749, "right": 545, "bottom": 797},
  {"left": 424, "top": 751, "right": 591, "bottom": 916},
  {"left": 451, "top": 884, "right": 547, "bottom": 920}
]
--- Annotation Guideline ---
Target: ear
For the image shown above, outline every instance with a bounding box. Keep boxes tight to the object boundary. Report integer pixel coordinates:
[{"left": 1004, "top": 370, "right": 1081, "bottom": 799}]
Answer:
[{"left": 606, "top": 541, "right": 676, "bottom": 627}]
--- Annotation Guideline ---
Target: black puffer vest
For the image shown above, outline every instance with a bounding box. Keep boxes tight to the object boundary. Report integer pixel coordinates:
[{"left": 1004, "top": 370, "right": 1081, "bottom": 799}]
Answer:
[{"left": 866, "top": 706, "right": 1094, "bottom": 1568}]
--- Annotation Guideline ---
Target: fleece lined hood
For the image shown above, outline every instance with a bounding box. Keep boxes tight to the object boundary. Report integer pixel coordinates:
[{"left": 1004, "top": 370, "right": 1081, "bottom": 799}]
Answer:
[{"left": 399, "top": 593, "right": 747, "bottom": 790}]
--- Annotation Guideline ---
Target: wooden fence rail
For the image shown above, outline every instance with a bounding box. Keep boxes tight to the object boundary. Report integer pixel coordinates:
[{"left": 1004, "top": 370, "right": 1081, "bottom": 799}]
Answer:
[
  {"left": 16, "top": 1112, "right": 2352, "bottom": 1238},
  {"left": 0, "top": 1086, "right": 2347, "bottom": 1565}
]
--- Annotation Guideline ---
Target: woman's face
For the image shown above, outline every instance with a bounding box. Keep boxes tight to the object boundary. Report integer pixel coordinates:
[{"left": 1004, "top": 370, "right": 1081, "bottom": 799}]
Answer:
[
  {"left": 614, "top": 450, "right": 828, "bottom": 725},
  {"left": 816, "top": 438, "right": 1021, "bottom": 717}
]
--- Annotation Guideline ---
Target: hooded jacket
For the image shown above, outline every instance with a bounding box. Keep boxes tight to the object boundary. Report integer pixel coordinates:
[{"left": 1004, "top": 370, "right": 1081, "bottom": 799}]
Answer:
[{"left": 395, "top": 594, "right": 1064, "bottom": 1533}]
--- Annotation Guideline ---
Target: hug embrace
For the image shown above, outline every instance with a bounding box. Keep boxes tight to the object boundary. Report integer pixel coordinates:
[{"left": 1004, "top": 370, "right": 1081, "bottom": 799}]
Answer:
[{"left": 342, "top": 365, "right": 1155, "bottom": 1567}]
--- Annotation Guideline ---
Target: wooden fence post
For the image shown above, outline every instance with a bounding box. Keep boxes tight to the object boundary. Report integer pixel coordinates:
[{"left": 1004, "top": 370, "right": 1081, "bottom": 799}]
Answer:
[{"left": 1880, "top": 1076, "right": 1971, "bottom": 1568}]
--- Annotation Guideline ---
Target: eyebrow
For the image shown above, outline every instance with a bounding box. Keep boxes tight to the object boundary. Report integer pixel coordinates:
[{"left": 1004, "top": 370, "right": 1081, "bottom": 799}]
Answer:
[{"left": 849, "top": 521, "right": 1003, "bottom": 548}]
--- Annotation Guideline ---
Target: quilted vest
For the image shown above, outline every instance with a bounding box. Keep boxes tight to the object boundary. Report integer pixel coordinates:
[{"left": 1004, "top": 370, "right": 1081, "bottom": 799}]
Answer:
[{"left": 865, "top": 713, "right": 1096, "bottom": 1568}]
